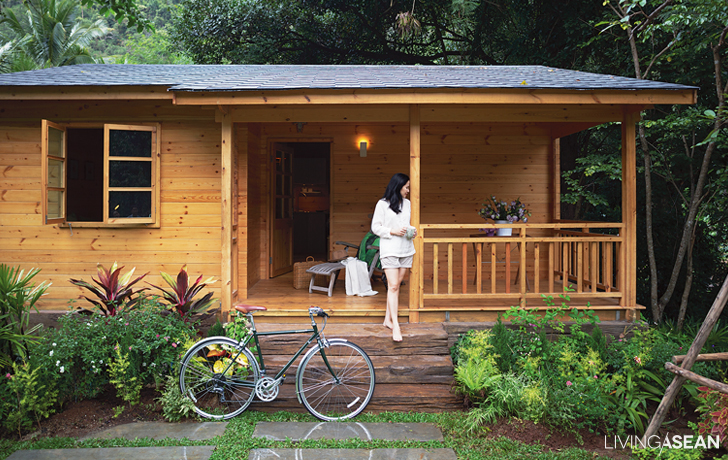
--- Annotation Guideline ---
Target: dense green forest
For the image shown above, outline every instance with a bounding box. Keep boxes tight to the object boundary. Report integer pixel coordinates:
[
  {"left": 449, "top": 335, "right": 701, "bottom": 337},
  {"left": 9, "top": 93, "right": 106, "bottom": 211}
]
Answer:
[{"left": 0, "top": 0, "right": 726, "bottom": 325}]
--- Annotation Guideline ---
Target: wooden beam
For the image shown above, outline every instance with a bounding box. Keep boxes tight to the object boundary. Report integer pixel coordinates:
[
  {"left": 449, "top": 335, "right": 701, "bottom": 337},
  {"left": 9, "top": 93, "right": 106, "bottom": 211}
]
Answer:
[
  {"left": 673, "top": 352, "right": 728, "bottom": 364},
  {"left": 409, "top": 104, "right": 422, "bottom": 323},
  {"left": 665, "top": 362, "right": 728, "bottom": 394},
  {"left": 221, "top": 111, "right": 234, "bottom": 316},
  {"left": 421, "top": 105, "right": 626, "bottom": 123},
  {"left": 173, "top": 88, "right": 697, "bottom": 106},
  {"left": 219, "top": 104, "right": 652, "bottom": 124},
  {"left": 621, "top": 111, "right": 638, "bottom": 308},
  {"left": 225, "top": 105, "right": 409, "bottom": 123},
  {"left": 0, "top": 86, "right": 174, "bottom": 100}
]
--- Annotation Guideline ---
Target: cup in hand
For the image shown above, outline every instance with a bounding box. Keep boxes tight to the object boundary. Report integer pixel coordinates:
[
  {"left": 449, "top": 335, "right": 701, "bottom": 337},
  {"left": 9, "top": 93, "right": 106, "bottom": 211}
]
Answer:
[{"left": 405, "top": 226, "right": 416, "bottom": 239}]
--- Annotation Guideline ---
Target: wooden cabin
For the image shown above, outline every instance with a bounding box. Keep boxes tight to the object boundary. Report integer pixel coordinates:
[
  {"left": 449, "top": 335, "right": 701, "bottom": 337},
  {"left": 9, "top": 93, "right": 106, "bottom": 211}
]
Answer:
[{"left": 0, "top": 65, "right": 697, "bottom": 324}]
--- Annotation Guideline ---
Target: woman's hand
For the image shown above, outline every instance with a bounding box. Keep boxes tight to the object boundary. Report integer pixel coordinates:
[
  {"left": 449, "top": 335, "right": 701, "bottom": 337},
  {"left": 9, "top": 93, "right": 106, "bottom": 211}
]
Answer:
[{"left": 391, "top": 227, "right": 407, "bottom": 237}]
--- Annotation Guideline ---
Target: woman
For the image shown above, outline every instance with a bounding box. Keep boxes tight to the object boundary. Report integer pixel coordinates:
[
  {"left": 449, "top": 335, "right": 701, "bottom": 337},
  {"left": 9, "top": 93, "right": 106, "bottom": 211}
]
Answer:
[{"left": 371, "top": 173, "right": 416, "bottom": 342}]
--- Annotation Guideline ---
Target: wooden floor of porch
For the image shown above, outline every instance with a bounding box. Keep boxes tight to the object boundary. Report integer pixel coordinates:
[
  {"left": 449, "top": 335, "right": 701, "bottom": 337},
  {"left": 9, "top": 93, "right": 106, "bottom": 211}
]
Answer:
[{"left": 243, "top": 272, "right": 638, "bottom": 323}]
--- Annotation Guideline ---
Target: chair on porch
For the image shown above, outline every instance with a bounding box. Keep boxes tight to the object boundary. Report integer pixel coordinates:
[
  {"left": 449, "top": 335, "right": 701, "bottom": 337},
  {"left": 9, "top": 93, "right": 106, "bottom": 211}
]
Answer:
[
  {"left": 332, "top": 232, "right": 383, "bottom": 281},
  {"left": 307, "top": 232, "right": 383, "bottom": 296}
]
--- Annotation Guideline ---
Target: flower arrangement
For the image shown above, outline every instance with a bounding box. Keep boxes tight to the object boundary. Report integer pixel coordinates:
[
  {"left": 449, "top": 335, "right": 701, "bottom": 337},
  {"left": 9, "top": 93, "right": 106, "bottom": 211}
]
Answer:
[{"left": 478, "top": 196, "right": 531, "bottom": 223}]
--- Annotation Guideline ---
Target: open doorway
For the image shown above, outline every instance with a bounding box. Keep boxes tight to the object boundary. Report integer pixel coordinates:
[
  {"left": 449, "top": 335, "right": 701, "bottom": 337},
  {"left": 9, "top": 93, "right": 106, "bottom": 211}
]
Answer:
[
  {"left": 292, "top": 143, "right": 330, "bottom": 262},
  {"left": 270, "top": 142, "right": 331, "bottom": 278}
]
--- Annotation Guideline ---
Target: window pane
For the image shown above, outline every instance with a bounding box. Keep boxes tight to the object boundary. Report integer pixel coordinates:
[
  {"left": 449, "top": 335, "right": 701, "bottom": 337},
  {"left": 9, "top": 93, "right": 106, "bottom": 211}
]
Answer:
[
  {"left": 109, "top": 130, "right": 152, "bottom": 158},
  {"left": 109, "top": 161, "right": 151, "bottom": 187},
  {"left": 284, "top": 152, "right": 292, "bottom": 173},
  {"left": 109, "top": 191, "right": 152, "bottom": 218},
  {"left": 48, "top": 127, "right": 64, "bottom": 158},
  {"left": 48, "top": 158, "right": 63, "bottom": 187},
  {"left": 47, "top": 190, "right": 63, "bottom": 219}
]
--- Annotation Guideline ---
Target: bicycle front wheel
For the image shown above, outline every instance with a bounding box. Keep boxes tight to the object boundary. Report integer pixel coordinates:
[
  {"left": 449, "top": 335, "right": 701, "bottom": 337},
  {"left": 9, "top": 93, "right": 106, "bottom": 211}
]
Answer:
[
  {"left": 179, "top": 337, "right": 259, "bottom": 420},
  {"left": 297, "top": 340, "right": 375, "bottom": 421}
]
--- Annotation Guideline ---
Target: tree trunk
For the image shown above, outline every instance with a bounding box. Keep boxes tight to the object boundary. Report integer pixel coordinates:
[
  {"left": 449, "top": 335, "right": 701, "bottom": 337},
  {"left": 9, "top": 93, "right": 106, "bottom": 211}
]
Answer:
[
  {"left": 676, "top": 225, "right": 697, "bottom": 330},
  {"left": 624, "top": 18, "right": 661, "bottom": 321}
]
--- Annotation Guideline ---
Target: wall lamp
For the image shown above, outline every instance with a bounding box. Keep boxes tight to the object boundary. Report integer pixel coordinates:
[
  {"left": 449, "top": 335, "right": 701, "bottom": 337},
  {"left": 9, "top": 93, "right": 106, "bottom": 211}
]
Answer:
[{"left": 360, "top": 141, "right": 368, "bottom": 157}]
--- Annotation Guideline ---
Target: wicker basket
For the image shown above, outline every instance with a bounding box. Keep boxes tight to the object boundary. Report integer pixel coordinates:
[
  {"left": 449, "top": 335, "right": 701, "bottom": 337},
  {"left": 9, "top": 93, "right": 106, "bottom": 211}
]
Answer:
[{"left": 293, "top": 256, "right": 319, "bottom": 289}]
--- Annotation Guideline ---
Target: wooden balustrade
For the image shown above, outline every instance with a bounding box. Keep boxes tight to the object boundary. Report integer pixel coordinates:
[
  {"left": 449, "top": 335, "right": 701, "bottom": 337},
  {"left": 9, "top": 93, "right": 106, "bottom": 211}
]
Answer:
[{"left": 418, "top": 222, "right": 625, "bottom": 310}]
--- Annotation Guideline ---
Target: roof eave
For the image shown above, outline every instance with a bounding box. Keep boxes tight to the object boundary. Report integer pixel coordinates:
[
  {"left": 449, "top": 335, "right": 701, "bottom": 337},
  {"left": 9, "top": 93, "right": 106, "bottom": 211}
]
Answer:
[
  {"left": 171, "top": 87, "right": 697, "bottom": 106},
  {"left": 0, "top": 85, "right": 174, "bottom": 100},
  {"left": 0, "top": 85, "right": 697, "bottom": 106}
]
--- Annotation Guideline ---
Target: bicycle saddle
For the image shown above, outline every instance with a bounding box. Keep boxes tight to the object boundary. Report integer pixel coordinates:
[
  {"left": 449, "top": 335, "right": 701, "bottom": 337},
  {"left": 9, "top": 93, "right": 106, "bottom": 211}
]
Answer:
[{"left": 234, "top": 304, "right": 267, "bottom": 313}]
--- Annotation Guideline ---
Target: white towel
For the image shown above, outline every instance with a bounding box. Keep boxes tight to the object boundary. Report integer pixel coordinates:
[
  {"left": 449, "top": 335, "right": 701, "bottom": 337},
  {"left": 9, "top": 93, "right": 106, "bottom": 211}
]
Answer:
[{"left": 341, "top": 257, "right": 378, "bottom": 297}]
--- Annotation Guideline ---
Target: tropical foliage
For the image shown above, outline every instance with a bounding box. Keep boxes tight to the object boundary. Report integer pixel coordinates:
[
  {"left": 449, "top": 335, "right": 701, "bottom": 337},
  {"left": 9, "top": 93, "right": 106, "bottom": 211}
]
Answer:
[
  {"left": 69, "top": 262, "right": 148, "bottom": 317},
  {"left": 148, "top": 265, "right": 218, "bottom": 322},
  {"left": 452, "top": 299, "right": 726, "bottom": 437},
  {"left": 0, "top": 265, "right": 50, "bottom": 371},
  {"left": 0, "top": 0, "right": 111, "bottom": 72}
]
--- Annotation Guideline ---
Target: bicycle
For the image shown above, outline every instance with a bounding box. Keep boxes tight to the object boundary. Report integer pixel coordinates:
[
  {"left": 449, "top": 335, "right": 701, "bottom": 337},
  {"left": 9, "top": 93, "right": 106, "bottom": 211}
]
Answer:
[{"left": 179, "top": 304, "right": 375, "bottom": 421}]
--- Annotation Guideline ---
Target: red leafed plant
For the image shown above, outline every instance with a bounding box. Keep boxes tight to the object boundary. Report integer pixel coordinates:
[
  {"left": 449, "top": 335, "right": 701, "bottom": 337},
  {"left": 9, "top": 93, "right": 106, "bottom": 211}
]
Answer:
[
  {"left": 696, "top": 386, "right": 728, "bottom": 447},
  {"left": 148, "top": 265, "right": 218, "bottom": 322},
  {"left": 69, "top": 262, "right": 148, "bottom": 317}
]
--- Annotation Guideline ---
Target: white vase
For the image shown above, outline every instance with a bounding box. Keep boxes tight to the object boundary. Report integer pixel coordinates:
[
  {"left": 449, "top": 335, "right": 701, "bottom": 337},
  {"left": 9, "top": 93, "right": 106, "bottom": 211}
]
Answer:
[{"left": 495, "top": 220, "right": 512, "bottom": 236}]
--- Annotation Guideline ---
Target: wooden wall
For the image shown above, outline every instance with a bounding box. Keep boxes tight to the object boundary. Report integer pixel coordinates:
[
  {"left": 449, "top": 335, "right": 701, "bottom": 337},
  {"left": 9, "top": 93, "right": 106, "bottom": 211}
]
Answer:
[
  {"left": 252, "top": 121, "right": 553, "bottom": 282},
  {"left": 0, "top": 100, "right": 556, "bottom": 309},
  {"left": 0, "top": 101, "right": 224, "bottom": 311}
]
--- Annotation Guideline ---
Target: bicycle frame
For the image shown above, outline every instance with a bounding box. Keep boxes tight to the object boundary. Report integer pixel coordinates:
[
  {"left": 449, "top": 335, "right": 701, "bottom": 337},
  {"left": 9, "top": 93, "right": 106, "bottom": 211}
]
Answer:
[{"left": 233, "top": 309, "right": 340, "bottom": 385}]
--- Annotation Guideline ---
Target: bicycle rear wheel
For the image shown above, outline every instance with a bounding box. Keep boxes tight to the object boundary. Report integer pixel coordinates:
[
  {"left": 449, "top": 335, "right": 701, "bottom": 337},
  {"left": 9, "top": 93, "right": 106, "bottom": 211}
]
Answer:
[
  {"left": 179, "top": 337, "right": 259, "bottom": 420},
  {"left": 297, "top": 340, "right": 375, "bottom": 421}
]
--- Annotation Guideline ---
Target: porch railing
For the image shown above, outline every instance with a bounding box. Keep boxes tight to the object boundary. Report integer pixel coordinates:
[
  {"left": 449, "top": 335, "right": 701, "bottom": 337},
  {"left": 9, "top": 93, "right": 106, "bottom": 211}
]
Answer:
[{"left": 418, "top": 222, "right": 625, "bottom": 310}]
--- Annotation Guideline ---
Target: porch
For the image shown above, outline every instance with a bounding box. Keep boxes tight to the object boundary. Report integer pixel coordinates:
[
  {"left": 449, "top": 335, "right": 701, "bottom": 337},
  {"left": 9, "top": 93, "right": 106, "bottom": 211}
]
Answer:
[{"left": 246, "top": 220, "right": 641, "bottom": 323}]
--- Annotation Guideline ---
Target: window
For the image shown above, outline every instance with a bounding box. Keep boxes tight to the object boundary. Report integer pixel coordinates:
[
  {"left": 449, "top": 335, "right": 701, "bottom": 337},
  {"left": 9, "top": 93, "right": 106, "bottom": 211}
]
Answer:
[{"left": 41, "top": 121, "right": 160, "bottom": 226}]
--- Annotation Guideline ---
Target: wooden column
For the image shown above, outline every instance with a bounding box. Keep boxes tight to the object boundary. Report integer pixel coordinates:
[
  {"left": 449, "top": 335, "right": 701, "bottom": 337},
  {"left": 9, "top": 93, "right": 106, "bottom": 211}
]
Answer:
[
  {"left": 551, "top": 139, "right": 561, "bottom": 221},
  {"left": 409, "top": 105, "right": 422, "bottom": 323},
  {"left": 221, "top": 110, "right": 234, "bottom": 318},
  {"left": 621, "top": 111, "right": 638, "bottom": 312}
]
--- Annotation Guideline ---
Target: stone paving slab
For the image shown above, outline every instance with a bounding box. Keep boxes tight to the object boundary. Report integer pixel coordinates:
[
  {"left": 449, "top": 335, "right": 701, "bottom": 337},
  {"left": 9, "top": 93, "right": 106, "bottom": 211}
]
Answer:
[
  {"left": 81, "top": 421, "right": 228, "bottom": 441},
  {"left": 6, "top": 446, "right": 216, "bottom": 460},
  {"left": 253, "top": 422, "right": 444, "bottom": 441},
  {"left": 248, "top": 448, "right": 457, "bottom": 460}
]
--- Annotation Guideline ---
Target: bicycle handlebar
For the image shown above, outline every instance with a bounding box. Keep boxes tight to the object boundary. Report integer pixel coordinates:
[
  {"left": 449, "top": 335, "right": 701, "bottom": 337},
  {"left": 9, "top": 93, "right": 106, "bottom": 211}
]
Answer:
[{"left": 308, "top": 306, "right": 328, "bottom": 318}]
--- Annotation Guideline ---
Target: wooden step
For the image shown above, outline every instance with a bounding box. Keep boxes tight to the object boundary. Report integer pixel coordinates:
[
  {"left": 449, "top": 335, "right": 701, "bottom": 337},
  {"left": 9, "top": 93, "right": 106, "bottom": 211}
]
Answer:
[
  {"left": 254, "top": 322, "right": 450, "bottom": 356},
  {"left": 249, "top": 383, "right": 463, "bottom": 414},
  {"left": 261, "top": 354, "right": 454, "bottom": 385}
]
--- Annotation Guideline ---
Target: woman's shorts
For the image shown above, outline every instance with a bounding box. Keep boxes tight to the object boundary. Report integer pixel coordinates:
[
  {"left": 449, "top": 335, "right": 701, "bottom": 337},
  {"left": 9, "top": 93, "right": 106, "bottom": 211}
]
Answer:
[{"left": 380, "top": 255, "right": 414, "bottom": 269}]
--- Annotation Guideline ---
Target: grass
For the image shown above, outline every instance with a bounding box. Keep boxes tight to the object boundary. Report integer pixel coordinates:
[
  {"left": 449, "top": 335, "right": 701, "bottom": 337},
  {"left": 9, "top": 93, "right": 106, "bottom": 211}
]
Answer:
[{"left": 0, "top": 411, "right": 619, "bottom": 460}]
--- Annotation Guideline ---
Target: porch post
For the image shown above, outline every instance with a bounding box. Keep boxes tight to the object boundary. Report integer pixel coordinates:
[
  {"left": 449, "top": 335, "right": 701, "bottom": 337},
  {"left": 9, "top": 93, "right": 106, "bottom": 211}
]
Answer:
[
  {"left": 621, "top": 111, "right": 638, "bottom": 317},
  {"left": 221, "top": 110, "right": 234, "bottom": 318},
  {"left": 409, "top": 105, "right": 422, "bottom": 323}
]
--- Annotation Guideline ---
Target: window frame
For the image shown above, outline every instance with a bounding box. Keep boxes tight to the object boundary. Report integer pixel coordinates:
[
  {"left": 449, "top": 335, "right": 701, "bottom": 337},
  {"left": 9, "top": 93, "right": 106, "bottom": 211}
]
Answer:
[
  {"left": 41, "top": 121, "right": 161, "bottom": 227},
  {"left": 41, "top": 120, "right": 67, "bottom": 225}
]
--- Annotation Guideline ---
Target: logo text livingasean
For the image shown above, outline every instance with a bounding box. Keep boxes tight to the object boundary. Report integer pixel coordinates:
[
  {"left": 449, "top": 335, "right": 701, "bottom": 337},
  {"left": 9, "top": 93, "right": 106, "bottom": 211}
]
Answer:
[{"left": 605, "top": 434, "right": 720, "bottom": 450}]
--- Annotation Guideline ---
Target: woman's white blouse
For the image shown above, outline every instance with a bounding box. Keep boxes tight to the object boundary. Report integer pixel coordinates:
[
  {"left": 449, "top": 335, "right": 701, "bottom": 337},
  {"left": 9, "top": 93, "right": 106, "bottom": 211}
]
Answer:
[{"left": 371, "top": 198, "right": 415, "bottom": 258}]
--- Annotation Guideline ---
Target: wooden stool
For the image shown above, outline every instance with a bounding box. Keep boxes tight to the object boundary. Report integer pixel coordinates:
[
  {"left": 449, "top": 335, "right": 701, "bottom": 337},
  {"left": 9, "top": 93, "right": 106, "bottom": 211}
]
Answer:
[{"left": 306, "top": 262, "right": 345, "bottom": 297}]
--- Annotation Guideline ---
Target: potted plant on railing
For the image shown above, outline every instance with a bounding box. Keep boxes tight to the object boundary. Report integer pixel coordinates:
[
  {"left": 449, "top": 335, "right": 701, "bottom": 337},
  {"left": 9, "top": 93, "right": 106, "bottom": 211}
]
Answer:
[{"left": 478, "top": 196, "right": 531, "bottom": 236}]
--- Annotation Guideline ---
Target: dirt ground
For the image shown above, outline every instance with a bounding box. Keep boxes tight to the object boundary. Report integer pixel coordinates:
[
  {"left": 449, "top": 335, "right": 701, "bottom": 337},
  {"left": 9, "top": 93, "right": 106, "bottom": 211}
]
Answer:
[{"left": 4, "top": 385, "right": 165, "bottom": 441}]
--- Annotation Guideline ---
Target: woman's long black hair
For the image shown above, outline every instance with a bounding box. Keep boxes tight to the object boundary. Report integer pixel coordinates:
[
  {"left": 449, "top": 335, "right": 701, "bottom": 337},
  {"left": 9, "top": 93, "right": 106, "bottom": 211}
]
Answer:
[{"left": 382, "top": 173, "right": 409, "bottom": 214}]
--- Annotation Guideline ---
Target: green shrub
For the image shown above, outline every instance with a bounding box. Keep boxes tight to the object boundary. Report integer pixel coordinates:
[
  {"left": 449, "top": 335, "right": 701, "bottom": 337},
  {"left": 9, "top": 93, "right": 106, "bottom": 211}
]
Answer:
[
  {"left": 108, "top": 343, "right": 143, "bottom": 414},
  {"left": 30, "top": 299, "right": 195, "bottom": 402},
  {"left": 449, "top": 289, "right": 723, "bottom": 437},
  {"left": 1, "top": 361, "right": 58, "bottom": 438},
  {"left": 157, "top": 373, "right": 197, "bottom": 422},
  {"left": 207, "top": 319, "right": 225, "bottom": 337},
  {"left": 490, "top": 316, "right": 515, "bottom": 373}
]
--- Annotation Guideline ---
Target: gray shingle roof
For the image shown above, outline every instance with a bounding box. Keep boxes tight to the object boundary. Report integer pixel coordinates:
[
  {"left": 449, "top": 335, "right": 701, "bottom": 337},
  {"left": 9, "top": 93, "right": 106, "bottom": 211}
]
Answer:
[{"left": 0, "top": 64, "right": 696, "bottom": 92}]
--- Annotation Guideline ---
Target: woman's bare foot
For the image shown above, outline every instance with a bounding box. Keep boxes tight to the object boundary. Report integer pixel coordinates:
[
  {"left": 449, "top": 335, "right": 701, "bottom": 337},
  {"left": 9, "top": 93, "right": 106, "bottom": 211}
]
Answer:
[
  {"left": 392, "top": 324, "right": 403, "bottom": 342},
  {"left": 383, "top": 319, "right": 394, "bottom": 329}
]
